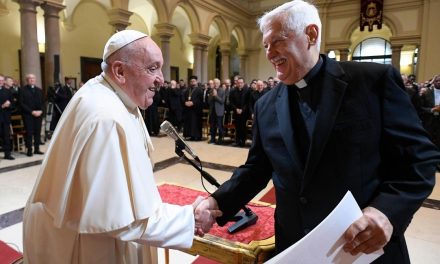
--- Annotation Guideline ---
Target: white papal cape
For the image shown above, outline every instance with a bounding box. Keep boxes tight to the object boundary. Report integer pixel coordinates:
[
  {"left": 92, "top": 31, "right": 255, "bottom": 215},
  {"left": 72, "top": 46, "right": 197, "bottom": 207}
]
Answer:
[{"left": 23, "top": 74, "right": 194, "bottom": 263}]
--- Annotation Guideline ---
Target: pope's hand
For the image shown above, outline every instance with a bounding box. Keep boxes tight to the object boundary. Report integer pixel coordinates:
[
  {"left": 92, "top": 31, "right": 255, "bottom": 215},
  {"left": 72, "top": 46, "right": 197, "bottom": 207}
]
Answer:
[
  {"left": 343, "top": 206, "right": 393, "bottom": 255},
  {"left": 194, "top": 197, "right": 222, "bottom": 237}
]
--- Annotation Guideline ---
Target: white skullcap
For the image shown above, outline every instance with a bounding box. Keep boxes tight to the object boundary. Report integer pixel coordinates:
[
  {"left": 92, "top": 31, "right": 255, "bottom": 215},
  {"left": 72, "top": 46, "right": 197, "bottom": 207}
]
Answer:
[{"left": 102, "top": 30, "right": 148, "bottom": 61}]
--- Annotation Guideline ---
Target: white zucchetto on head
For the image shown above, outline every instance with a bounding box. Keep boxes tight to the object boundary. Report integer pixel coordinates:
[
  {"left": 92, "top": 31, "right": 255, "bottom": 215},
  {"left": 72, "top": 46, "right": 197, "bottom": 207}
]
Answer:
[{"left": 102, "top": 30, "right": 148, "bottom": 61}]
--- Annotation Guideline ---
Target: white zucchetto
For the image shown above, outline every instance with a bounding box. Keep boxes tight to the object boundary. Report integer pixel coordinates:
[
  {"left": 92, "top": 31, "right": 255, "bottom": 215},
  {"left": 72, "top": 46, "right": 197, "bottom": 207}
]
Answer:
[{"left": 102, "top": 30, "right": 148, "bottom": 61}]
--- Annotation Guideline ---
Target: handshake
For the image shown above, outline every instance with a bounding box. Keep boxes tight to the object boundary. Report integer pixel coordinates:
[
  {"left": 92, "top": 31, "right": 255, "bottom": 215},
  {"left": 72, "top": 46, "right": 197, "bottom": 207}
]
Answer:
[{"left": 192, "top": 196, "right": 223, "bottom": 236}]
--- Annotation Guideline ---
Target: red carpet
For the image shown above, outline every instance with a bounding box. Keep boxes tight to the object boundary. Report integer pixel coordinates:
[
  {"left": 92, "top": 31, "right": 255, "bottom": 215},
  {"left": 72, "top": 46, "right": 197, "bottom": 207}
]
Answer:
[
  {"left": 259, "top": 187, "right": 276, "bottom": 204},
  {"left": 0, "top": 241, "right": 22, "bottom": 264},
  {"left": 188, "top": 186, "right": 276, "bottom": 264}
]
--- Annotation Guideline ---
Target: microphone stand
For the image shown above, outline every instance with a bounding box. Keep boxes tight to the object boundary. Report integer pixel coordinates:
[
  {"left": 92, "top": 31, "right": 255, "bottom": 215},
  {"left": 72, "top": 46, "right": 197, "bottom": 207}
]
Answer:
[{"left": 174, "top": 142, "right": 258, "bottom": 233}]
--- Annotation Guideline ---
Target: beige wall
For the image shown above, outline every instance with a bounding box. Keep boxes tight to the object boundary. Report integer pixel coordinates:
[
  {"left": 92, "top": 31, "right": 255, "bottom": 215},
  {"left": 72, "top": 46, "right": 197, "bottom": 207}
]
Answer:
[
  {"left": 0, "top": 1, "right": 22, "bottom": 81},
  {"left": 60, "top": 2, "right": 112, "bottom": 82},
  {"left": 419, "top": 0, "right": 440, "bottom": 80}
]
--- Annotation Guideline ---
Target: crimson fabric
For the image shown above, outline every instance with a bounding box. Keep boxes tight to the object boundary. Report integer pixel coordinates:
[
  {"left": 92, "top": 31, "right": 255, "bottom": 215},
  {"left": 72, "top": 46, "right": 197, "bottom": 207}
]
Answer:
[
  {"left": 158, "top": 184, "right": 274, "bottom": 244},
  {"left": 259, "top": 187, "right": 276, "bottom": 204},
  {"left": 0, "top": 240, "right": 22, "bottom": 264},
  {"left": 191, "top": 256, "right": 220, "bottom": 264}
]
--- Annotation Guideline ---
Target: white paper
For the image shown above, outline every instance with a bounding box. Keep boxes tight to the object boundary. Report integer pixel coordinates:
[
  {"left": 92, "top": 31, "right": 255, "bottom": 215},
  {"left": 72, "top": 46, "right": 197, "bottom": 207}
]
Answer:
[{"left": 265, "top": 191, "right": 383, "bottom": 264}]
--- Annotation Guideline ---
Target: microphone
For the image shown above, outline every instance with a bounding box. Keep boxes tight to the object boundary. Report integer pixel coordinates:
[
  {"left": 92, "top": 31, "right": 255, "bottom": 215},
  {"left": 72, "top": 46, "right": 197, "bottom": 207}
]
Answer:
[{"left": 160, "top": 121, "right": 201, "bottom": 162}]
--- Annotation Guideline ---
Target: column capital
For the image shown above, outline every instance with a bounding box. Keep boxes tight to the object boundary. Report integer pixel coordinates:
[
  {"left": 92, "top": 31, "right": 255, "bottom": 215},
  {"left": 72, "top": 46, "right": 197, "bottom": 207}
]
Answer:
[
  {"left": 237, "top": 48, "right": 249, "bottom": 57},
  {"left": 390, "top": 44, "right": 403, "bottom": 50},
  {"left": 41, "top": 1, "right": 65, "bottom": 18},
  {"left": 154, "top": 23, "right": 175, "bottom": 40},
  {"left": 189, "top": 33, "right": 211, "bottom": 47},
  {"left": 107, "top": 8, "right": 133, "bottom": 32},
  {"left": 219, "top": 42, "right": 231, "bottom": 53},
  {"left": 14, "top": 0, "right": 43, "bottom": 13}
]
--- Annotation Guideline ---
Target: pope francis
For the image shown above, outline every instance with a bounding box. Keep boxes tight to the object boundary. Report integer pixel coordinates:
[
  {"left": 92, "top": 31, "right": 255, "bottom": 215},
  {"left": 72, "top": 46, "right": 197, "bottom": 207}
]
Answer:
[{"left": 22, "top": 30, "right": 221, "bottom": 263}]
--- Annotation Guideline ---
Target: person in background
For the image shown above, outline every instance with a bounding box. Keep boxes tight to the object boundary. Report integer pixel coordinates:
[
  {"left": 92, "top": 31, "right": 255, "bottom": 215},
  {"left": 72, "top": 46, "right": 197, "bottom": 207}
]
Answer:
[
  {"left": 183, "top": 75, "right": 203, "bottom": 141},
  {"left": 420, "top": 75, "right": 440, "bottom": 149},
  {"left": 0, "top": 75, "right": 15, "bottom": 160},
  {"left": 229, "top": 76, "right": 250, "bottom": 147},
  {"left": 23, "top": 30, "right": 221, "bottom": 264},
  {"left": 208, "top": 78, "right": 225, "bottom": 145},
  {"left": 196, "top": 1, "right": 439, "bottom": 263},
  {"left": 19, "top": 73, "right": 44, "bottom": 156},
  {"left": 167, "top": 80, "right": 184, "bottom": 132}
]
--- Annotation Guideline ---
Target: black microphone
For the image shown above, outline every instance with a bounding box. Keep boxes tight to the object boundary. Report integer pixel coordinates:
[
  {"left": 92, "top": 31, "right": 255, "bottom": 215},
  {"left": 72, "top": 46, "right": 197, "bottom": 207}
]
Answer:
[{"left": 160, "top": 121, "right": 201, "bottom": 162}]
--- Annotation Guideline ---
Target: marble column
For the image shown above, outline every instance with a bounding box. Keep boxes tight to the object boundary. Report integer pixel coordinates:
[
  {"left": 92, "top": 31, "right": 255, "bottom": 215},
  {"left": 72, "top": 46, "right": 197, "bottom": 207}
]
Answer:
[
  {"left": 16, "top": 0, "right": 43, "bottom": 88},
  {"left": 339, "top": 48, "right": 349, "bottom": 62},
  {"left": 391, "top": 45, "right": 403, "bottom": 72},
  {"left": 189, "top": 33, "right": 211, "bottom": 81},
  {"left": 192, "top": 45, "right": 203, "bottom": 79},
  {"left": 201, "top": 46, "right": 208, "bottom": 83},
  {"left": 220, "top": 43, "right": 231, "bottom": 81},
  {"left": 42, "top": 1, "right": 65, "bottom": 89},
  {"left": 155, "top": 23, "right": 175, "bottom": 82},
  {"left": 107, "top": 8, "right": 133, "bottom": 32},
  {"left": 238, "top": 53, "right": 248, "bottom": 80}
]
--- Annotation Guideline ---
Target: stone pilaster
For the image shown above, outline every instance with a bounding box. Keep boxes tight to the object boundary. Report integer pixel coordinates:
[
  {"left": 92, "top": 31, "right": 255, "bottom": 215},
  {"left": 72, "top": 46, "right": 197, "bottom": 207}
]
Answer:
[
  {"left": 339, "top": 48, "right": 350, "bottom": 62},
  {"left": 219, "top": 42, "right": 231, "bottom": 81},
  {"left": 16, "top": 0, "right": 43, "bottom": 87},
  {"left": 189, "top": 33, "right": 211, "bottom": 81},
  {"left": 42, "top": 1, "right": 65, "bottom": 88},
  {"left": 391, "top": 44, "right": 403, "bottom": 71},
  {"left": 108, "top": 8, "right": 133, "bottom": 32},
  {"left": 155, "top": 23, "right": 175, "bottom": 81}
]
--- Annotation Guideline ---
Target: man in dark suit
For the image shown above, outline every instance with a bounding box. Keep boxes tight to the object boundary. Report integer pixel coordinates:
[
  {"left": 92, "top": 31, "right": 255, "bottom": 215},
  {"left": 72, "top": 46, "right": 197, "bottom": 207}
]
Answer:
[
  {"left": 208, "top": 78, "right": 225, "bottom": 144},
  {"left": 0, "top": 75, "right": 15, "bottom": 159},
  {"left": 195, "top": 1, "right": 439, "bottom": 263},
  {"left": 420, "top": 75, "right": 440, "bottom": 148},
  {"left": 229, "top": 77, "right": 250, "bottom": 147},
  {"left": 19, "top": 73, "right": 44, "bottom": 156},
  {"left": 183, "top": 76, "right": 203, "bottom": 141}
]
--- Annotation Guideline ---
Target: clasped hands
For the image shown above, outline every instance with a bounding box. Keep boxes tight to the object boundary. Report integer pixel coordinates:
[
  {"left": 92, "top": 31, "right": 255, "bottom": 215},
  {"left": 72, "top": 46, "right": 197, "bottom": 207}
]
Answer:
[{"left": 192, "top": 196, "right": 222, "bottom": 237}]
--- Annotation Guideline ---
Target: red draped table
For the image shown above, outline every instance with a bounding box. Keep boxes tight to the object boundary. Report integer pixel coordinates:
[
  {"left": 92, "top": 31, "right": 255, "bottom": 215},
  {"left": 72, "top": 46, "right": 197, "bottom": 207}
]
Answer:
[{"left": 159, "top": 184, "right": 275, "bottom": 264}]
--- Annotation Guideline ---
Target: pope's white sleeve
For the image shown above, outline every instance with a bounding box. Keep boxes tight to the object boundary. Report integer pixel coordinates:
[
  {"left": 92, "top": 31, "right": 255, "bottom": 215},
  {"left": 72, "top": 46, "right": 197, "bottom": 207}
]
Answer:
[
  {"left": 137, "top": 203, "right": 195, "bottom": 249},
  {"left": 106, "top": 203, "right": 194, "bottom": 249}
]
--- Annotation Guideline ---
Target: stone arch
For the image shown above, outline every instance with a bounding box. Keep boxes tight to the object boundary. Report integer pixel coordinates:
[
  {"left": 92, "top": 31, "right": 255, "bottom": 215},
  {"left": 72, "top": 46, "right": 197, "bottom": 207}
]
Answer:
[
  {"left": 169, "top": 1, "right": 200, "bottom": 33},
  {"left": 211, "top": 15, "right": 229, "bottom": 43},
  {"left": 67, "top": 0, "right": 109, "bottom": 29},
  {"left": 128, "top": 0, "right": 159, "bottom": 35},
  {"left": 231, "top": 25, "right": 246, "bottom": 51},
  {"left": 148, "top": 0, "right": 168, "bottom": 22}
]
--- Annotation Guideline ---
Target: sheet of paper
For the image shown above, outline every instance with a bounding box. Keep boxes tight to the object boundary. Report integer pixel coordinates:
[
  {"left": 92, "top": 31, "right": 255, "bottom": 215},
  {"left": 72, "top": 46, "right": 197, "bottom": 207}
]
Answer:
[{"left": 265, "top": 191, "right": 383, "bottom": 264}]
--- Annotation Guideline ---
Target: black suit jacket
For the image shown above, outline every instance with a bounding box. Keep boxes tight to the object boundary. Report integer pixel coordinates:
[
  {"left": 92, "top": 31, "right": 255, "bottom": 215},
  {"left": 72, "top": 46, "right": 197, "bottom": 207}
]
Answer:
[
  {"left": 0, "top": 87, "right": 14, "bottom": 124},
  {"left": 19, "top": 85, "right": 44, "bottom": 116},
  {"left": 212, "top": 56, "right": 439, "bottom": 263}
]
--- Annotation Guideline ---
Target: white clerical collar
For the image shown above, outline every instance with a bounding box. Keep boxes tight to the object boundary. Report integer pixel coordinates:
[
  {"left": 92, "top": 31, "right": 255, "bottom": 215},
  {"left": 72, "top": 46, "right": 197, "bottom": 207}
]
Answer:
[
  {"left": 101, "top": 72, "right": 138, "bottom": 113},
  {"left": 295, "top": 79, "right": 307, "bottom": 89}
]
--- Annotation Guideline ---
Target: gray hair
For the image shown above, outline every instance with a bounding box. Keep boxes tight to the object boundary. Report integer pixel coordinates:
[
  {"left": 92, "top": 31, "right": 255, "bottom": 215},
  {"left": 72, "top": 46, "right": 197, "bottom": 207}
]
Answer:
[{"left": 258, "top": 0, "right": 322, "bottom": 50}]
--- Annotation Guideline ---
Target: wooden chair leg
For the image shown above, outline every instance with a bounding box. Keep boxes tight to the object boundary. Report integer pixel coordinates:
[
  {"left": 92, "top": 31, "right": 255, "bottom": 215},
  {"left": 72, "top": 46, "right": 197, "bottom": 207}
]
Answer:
[{"left": 165, "top": 248, "right": 170, "bottom": 264}]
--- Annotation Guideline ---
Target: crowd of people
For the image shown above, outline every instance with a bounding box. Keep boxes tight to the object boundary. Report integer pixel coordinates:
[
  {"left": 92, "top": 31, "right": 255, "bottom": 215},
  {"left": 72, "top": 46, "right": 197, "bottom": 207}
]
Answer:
[
  {"left": 402, "top": 74, "right": 440, "bottom": 150},
  {"left": 0, "top": 73, "right": 82, "bottom": 160},
  {"left": 142, "top": 74, "right": 279, "bottom": 147}
]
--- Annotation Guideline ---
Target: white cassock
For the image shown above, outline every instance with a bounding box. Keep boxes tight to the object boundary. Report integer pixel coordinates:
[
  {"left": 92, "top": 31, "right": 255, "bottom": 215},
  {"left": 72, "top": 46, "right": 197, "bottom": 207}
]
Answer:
[{"left": 23, "top": 73, "right": 195, "bottom": 264}]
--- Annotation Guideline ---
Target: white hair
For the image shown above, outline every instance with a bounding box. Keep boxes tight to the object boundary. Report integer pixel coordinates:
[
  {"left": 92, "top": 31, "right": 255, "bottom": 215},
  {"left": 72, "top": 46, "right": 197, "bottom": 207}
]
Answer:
[{"left": 258, "top": 0, "right": 322, "bottom": 50}]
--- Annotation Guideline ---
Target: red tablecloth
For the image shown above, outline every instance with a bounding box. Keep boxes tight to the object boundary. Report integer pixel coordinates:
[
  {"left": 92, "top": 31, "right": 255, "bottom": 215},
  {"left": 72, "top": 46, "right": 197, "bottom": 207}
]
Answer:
[{"left": 158, "top": 184, "right": 275, "bottom": 244}]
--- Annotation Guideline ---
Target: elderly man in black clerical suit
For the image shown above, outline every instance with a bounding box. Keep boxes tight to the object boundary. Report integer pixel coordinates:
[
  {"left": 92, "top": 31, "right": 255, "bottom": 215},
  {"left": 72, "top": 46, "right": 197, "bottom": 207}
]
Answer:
[
  {"left": 195, "top": 1, "right": 440, "bottom": 263},
  {"left": 19, "top": 74, "right": 45, "bottom": 156}
]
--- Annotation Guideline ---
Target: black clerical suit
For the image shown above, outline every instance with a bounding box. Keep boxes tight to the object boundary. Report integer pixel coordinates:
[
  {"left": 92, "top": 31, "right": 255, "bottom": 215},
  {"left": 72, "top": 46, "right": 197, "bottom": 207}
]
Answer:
[
  {"left": 19, "top": 84, "right": 44, "bottom": 153},
  {"left": 0, "top": 87, "right": 14, "bottom": 157},
  {"left": 212, "top": 55, "right": 439, "bottom": 263},
  {"left": 419, "top": 88, "right": 440, "bottom": 148}
]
